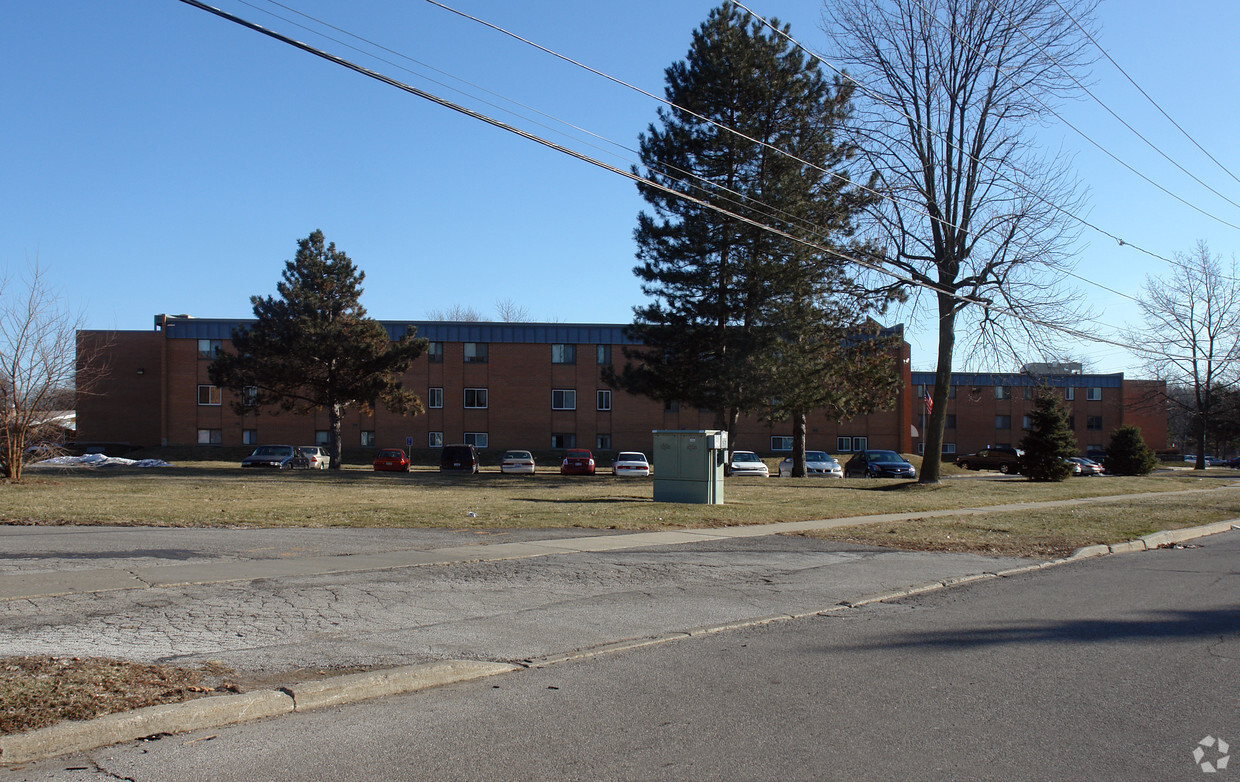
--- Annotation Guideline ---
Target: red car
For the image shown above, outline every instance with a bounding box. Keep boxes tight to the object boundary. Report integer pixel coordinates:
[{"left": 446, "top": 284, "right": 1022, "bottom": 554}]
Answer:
[
  {"left": 560, "top": 448, "right": 596, "bottom": 475},
  {"left": 373, "top": 448, "right": 410, "bottom": 472}
]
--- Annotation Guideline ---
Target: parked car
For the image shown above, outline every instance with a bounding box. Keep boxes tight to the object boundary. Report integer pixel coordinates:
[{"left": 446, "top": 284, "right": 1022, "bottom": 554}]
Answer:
[
  {"left": 1069, "top": 456, "right": 1104, "bottom": 476},
  {"left": 844, "top": 450, "right": 917, "bottom": 479},
  {"left": 955, "top": 447, "right": 1024, "bottom": 474},
  {"left": 298, "top": 445, "right": 331, "bottom": 470},
  {"left": 613, "top": 451, "right": 651, "bottom": 477},
  {"left": 1227, "top": 456, "right": 1240, "bottom": 469},
  {"left": 560, "top": 449, "right": 596, "bottom": 475},
  {"left": 372, "top": 448, "right": 410, "bottom": 472},
  {"left": 726, "top": 450, "right": 769, "bottom": 478},
  {"left": 500, "top": 450, "right": 536, "bottom": 475},
  {"left": 241, "top": 445, "right": 310, "bottom": 470},
  {"left": 440, "top": 444, "right": 479, "bottom": 474},
  {"left": 778, "top": 451, "right": 842, "bottom": 478}
]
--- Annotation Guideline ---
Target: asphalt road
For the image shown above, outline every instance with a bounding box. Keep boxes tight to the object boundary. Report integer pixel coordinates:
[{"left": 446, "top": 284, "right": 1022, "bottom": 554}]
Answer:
[{"left": 5, "top": 530, "right": 1237, "bottom": 780}]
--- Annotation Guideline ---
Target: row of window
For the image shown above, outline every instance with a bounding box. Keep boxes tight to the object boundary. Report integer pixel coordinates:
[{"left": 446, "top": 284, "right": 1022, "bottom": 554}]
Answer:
[
  {"left": 200, "top": 385, "right": 618, "bottom": 412},
  {"left": 198, "top": 339, "right": 614, "bottom": 366},
  {"left": 916, "top": 384, "right": 1105, "bottom": 402},
  {"left": 917, "top": 413, "right": 1106, "bottom": 431}
]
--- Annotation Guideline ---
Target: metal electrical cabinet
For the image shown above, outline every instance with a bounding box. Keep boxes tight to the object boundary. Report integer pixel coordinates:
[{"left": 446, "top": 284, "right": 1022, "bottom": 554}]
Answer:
[{"left": 651, "top": 430, "right": 728, "bottom": 504}]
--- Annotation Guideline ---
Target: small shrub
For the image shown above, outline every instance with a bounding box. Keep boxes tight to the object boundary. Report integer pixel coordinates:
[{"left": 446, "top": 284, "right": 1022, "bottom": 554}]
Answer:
[{"left": 1106, "top": 425, "right": 1158, "bottom": 475}]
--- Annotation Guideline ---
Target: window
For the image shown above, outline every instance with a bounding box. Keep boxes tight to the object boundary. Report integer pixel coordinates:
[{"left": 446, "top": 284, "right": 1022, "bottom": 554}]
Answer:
[
  {"left": 942, "top": 442, "right": 957, "bottom": 454},
  {"left": 197, "top": 428, "right": 222, "bottom": 445},
  {"left": 1064, "top": 387, "right": 1075, "bottom": 401},
  {"left": 427, "top": 342, "right": 443, "bottom": 363},
  {"left": 197, "top": 385, "right": 221, "bottom": 406},
  {"left": 917, "top": 443, "right": 925, "bottom": 455},
  {"left": 1022, "top": 386, "right": 1035, "bottom": 400},
  {"left": 947, "top": 386, "right": 956, "bottom": 398},
  {"left": 551, "top": 344, "right": 576, "bottom": 364},
  {"left": 428, "top": 387, "right": 443, "bottom": 409},
  {"left": 197, "top": 339, "right": 222, "bottom": 359},
  {"left": 596, "top": 389, "right": 612, "bottom": 411},
  {"left": 853, "top": 436, "right": 868, "bottom": 452},
  {"left": 551, "top": 433, "right": 576, "bottom": 449},
  {"left": 772, "top": 436, "right": 793, "bottom": 451},
  {"left": 1022, "top": 415, "right": 1032, "bottom": 430},
  {"left": 664, "top": 400, "right": 679, "bottom": 412},
  {"left": 242, "top": 386, "right": 258, "bottom": 407},
  {"left": 429, "top": 431, "right": 444, "bottom": 448},
  {"left": 464, "top": 432, "right": 488, "bottom": 448},
  {"left": 552, "top": 389, "right": 576, "bottom": 410},
  {"left": 464, "top": 388, "right": 488, "bottom": 409},
  {"left": 360, "top": 431, "right": 375, "bottom": 447},
  {"left": 995, "top": 415, "right": 1012, "bottom": 429},
  {"left": 463, "top": 343, "right": 488, "bottom": 363},
  {"left": 596, "top": 433, "right": 611, "bottom": 450},
  {"left": 242, "top": 429, "right": 257, "bottom": 445},
  {"left": 838, "top": 436, "right": 853, "bottom": 453},
  {"left": 994, "top": 386, "right": 1012, "bottom": 400},
  {"left": 946, "top": 414, "right": 956, "bottom": 429},
  {"left": 1086, "top": 416, "right": 1103, "bottom": 430},
  {"left": 597, "top": 345, "right": 611, "bottom": 365},
  {"left": 1087, "top": 443, "right": 1102, "bottom": 453},
  {"left": 316, "top": 430, "right": 330, "bottom": 446},
  {"left": 1086, "top": 387, "right": 1102, "bottom": 401}
]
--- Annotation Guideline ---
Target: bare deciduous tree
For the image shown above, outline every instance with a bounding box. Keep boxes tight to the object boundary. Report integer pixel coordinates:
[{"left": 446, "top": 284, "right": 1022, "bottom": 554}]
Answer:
[
  {"left": 425, "top": 304, "right": 485, "bottom": 322},
  {"left": 493, "top": 298, "right": 531, "bottom": 322},
  {"left": 1127, "top": 241, "right": 1240, "bottom": 469},
  {"left": 2, "top": 266, "right": 105, "bottom": 480},
  {"left": 823, "top": 0, "right": 1095, "bottom": 482}
]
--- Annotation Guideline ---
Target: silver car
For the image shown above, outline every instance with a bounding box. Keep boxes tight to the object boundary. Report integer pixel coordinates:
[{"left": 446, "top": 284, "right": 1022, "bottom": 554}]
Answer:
[
  {"left": 298, "top": 446, "right": 331, "bottom": 470},
  {"left": 778, "top": 451, "right": 843, "bottom": 478},
  {"left": 726, "top": 451, "right": 769, "bottom": 477},
  {"left": 241, "top": 445, "right": 310, "bottom": 470}
]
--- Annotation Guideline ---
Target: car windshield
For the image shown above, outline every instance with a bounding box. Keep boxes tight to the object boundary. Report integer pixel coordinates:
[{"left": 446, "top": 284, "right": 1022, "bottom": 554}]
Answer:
[
  {"left": 253, "top": 446, "right": 291, "bottom": 456},
  {"left": 378, "top": 450, "right": 402, "bottom": 458},
  {"left": 866, "top": 450, "right": 903, "bottom": 463},
  {"left": 733, "top": 453, "right": 760, "bottom": 463},
  {"left": 566, "top": 450, "right": 590, "bottom": 458},
  {"left": 806, "top": 452, "right": 830, "bottom": 462},
  {"left": 617, "top": 453, "right": 645, "bottom": 462},
  {"left": 504, "top": 451, "right": 531, "bottom": 459}
]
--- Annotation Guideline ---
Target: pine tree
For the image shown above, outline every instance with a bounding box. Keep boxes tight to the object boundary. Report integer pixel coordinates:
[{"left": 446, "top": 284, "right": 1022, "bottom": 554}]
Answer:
[
  {"left": 609, "top": 3, "right": 897, "bottom": 470},
  {"left": 1105, "top": 425, "right": 1159, "bottom": 476},
  {"left": 209, "top": 230, "right": 427, "bottom": 467},
  {"left": 1018, "top": 387, "right": 1077, "bottom": 482}
]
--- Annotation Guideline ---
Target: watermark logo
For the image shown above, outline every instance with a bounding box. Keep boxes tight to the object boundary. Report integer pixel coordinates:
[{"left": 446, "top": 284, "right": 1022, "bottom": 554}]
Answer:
[{"left": 1194, "top": 736, "right": 1230, "bottom": 773}]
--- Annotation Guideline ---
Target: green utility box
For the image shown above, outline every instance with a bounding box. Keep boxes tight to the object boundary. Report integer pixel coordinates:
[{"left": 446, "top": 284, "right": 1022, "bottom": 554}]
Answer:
[{"left": 651, "top": 429, "right": 727, "bottom": 504}]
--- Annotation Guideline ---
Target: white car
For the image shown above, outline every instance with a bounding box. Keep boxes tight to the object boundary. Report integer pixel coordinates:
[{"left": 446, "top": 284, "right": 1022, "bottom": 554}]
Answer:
[
  {"left": 779, "top": 451, "right": 843, "bottom": 478},
  {"left": 613, "top": 451, "right": 651, "bottom": 477},
  {"left": 500, "top": 450, "right": 536, "bottom": 475},
  {"left": 726, "top": 451, "right": 769, "bottom": 477},
  {"left": 298, "top": 446, "right": 331, "bottom": 470}
]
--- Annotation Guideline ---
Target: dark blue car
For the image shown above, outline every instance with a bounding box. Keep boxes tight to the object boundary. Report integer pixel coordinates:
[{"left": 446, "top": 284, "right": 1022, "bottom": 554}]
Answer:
[{"left": 844, "top": 449, "right": 917, "bottom": 478}]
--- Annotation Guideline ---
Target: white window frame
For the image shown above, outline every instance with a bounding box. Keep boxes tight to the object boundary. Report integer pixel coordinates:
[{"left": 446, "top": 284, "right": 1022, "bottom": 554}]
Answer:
[
  {"left": 771, "top": 436, "right": 793, "bottom": 451},
  {"left": 242, "top": 386, "right": 258, "bottom": 407},
  {"left": 428, "top": 387, "right": 443, "bottom": 409},
  {"left": 197, "top": 339, "right": 222, "bottom": 359},
  {"left": 1065, "top": 387, "right": 1075, "bottom": 401},
  {"left": 463, "top": 343, "right": 488, "bottom": 363},
  {"left": 464, "top": 388, "right": 488, "bottom": 409},
  {"left": 853, "top": 436, "right": 868, "bottom": 452},
  {"left": 551, "top": 344, "right": 576, "bottom": 364},
  {"left": 552, "top": 389, "right": 576, "bottom": 410},
  {"left": 837, "top": 436, "right": 853, "bottom": 453},
  {"left": 551, "top": 433, "right": 576, "bottom": 449},
  {"left": 316, "top": 430, "right": 330, "bottom": 446},
  {"left": 197, "top": 428, "right": 222, "bottom": 445},
  {"left": 429, "top": 431, "right": 444, "bottom": 448},
  {"left": 596, "top": 389, "right": 612, "bottom": 411},
  {"left": 596, "top": 433, "right": 611, "bottom": 450},
  {"left": 360, "top": 431, "right": 375, "bottom": 447},
  {"left": 996, "top": 415, "right": 1012, "bottom": 430},
  {"left": 242, "top": 429, "right": 257, "bottom": 445},
  {"left": 1086, "top": 387, "right": 1102, "bottom": 401},
  {"left": 427, "top": 342, "right": 443, "bottom": 363},
  {"left": 197, "top": 385, "right": 221, "bottom": 406},
  {"left": 597, "top": 344, "right": 611, "bottom": 365},
  {"left": 464, "top": 432, "right": 488, "bottom": 448},
  {"left": 942, "top": 442, "right": 957, "bottom": 454}
]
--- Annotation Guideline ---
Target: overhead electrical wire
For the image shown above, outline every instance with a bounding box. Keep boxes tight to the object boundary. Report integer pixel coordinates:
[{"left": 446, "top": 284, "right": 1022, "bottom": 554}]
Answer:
[{"left": 173, "top": 0, "right": 1189, "bottom": 363}]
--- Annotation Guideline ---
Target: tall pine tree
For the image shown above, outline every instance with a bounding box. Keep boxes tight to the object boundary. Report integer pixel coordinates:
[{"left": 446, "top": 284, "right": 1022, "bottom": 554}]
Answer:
[
  {"left": 1018, "top": 387, "right": 1077, "bottom": 482},
  {"left": 609, "top": 3, "right": 897, "bottom": 468},
  {"left": 209, "top": 230, "right": 427, "bottom": 467}
]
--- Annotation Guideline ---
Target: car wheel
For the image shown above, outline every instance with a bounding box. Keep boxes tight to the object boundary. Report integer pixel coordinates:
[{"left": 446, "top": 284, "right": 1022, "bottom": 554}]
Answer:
[
  {"left": 958, "top": 461, "right": 970, "bottom": 471},
  {"left": 999, "top": 463, "right": 1011, "bottom": 474}
]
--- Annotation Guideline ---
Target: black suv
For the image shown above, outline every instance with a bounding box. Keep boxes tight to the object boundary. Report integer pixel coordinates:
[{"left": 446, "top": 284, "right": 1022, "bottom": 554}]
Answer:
[{"left": 439, "top": 444, "right": 479, "bottom": 474}]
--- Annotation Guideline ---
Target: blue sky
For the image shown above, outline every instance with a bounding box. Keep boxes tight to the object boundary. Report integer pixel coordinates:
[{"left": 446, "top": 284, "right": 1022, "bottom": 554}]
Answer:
[{"left": 4, "top": 0, "right": 1239, "bottom": 374}]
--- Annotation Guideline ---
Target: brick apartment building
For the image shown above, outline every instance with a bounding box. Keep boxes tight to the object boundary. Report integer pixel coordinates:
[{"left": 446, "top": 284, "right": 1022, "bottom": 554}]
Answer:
[
  {"left": 910, "top": 364, "right": 1169, "bottom": 457},
  {"left": 76, "top": 315, "right": 916, "bottom": 457}
]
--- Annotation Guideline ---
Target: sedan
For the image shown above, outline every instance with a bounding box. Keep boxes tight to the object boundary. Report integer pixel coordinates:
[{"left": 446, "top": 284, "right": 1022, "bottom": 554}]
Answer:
[
  {"left": 501, "top": 450, "right": 537, "bottom": 475},
  {"left": 560, "top": 449, "right": 596, "bottom": 475},
  {"left": 241, "top": 445, "right": 310, "bottom": 470},
  {"left": 298, "top": 445, "right": 331, "bottom": 470},
  {"left": 844, "top": 450, "right": 917, "bottom": 479},
  {"left": 1069, "top": 456, "right": 1104, "bottom": 476},
  {"left": 372, "top": 448, "right": 410, "bottom": 472},
  {"left": 778, "top": 451, "right": 843, "bottom": 478},
  {"left": 613, "top": 451, "right": 651, "bottom": 477},
  {"left": 726, "top": 451, "right": 769, "bottom": 478}
]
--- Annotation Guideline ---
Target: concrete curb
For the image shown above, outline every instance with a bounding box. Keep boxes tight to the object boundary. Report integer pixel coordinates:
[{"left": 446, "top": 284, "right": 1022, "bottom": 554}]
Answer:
[
  {"left": 1069, "top": 519, "right": 1240, "bottom": 560},
  {"left": 0, "top": 660, "right": 516, "bottom": 766}
]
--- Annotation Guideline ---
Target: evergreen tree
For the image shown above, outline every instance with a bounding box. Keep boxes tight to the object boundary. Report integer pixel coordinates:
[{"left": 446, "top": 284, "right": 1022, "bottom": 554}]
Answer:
[
  {"left": 1018, "top": 387, "right": 1077, "bottom": 482},
  {"left": 1105, "top": 425, "right": 1159, "bottom": 476},
  {"left": 609, "top": 3, "right": 896, "bottom": 471},
  {"left": 209, "top": 230, "right": 427, "bottom": 468}
]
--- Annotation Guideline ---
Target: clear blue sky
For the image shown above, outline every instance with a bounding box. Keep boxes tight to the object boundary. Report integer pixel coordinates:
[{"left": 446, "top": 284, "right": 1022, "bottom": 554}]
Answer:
[{"left": 4, "top": 0, "right": 1239, "bottom": 374}]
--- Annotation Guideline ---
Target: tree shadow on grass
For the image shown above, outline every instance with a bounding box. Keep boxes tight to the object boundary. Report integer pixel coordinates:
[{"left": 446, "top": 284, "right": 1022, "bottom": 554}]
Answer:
[{"left": 827, "top": 607, "right": 1240, "bottom": 652}]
